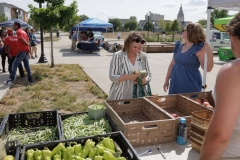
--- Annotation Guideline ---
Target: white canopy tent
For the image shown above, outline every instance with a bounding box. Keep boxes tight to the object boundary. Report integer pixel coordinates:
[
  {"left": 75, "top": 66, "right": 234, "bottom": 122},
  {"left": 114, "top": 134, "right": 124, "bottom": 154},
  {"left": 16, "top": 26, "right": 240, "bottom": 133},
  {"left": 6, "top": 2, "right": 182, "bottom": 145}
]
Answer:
[{"left": 203, "top": 0, "right": 240, "bottom": 91}]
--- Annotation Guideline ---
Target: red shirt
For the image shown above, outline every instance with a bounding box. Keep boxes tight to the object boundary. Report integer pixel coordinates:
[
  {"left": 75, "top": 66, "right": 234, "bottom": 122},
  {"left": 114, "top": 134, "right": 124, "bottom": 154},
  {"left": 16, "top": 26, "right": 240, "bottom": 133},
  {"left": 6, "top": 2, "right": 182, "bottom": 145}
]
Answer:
[
  {"left": 16, "top": 28, "right": 30, "bottom": 52},
  {"left": 4, "top": 36, "right": 19, "bottom": 56}
]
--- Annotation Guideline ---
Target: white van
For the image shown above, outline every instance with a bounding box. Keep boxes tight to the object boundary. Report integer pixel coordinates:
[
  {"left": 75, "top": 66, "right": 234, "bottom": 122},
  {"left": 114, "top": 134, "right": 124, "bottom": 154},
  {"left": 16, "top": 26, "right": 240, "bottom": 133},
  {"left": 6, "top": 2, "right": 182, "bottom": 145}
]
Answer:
[{"left": 204, "top": 29, "right": 231, "bottom": 52}]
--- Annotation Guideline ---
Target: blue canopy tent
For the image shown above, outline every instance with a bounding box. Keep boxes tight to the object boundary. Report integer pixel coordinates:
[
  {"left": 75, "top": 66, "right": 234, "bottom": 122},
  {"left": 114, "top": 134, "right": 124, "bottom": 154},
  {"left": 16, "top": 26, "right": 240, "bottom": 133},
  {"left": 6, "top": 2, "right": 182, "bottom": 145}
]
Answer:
[{"left": 0, "top": 19, "right": 31, "bottom": 28}]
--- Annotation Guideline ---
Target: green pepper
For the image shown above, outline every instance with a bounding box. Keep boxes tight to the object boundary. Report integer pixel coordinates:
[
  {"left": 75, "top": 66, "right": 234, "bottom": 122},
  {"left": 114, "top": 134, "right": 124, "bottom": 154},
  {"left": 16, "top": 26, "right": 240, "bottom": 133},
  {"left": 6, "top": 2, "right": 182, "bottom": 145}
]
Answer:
[
  {"left": 26, "top": 149, "right": 34, "bottom": 160},
  {"left": 94, "top": 155, "right": 103, "bottom": 160},
  {"left": 66, "top": 143, "right": 75, "bottom": 160},
  {"left": 117, "top": 157, "right": 126, "bottom": 160},
  {"left": 103, "top": 150, "right": 117, "bottom": 160},
  {"left": 80, "top": 139, "right": 95, "bottom": 158},
  {"left": 85, "top": 158, "right": 91, "bottom": 160},
  {"left": 73, "top": 155, "right": 84, "bottom": 160},
  {"left": 88, "top": 148, "right": 97, "bottom": 158},
  {"left": 102, "top": 137, "right": 115, "bottom": 152},
  {"left": 33, "top": 149, "right": 42, "bottom": 160},
  {"left": 53, "top": 155, "right": 61, "bottom": 160},
  {"left": 96, "top": 145, "right": 114, "bottom": 154},
  {"left": 72, "top": 142, "right": 82, "bottom": 155},
  {"left": 51, "top": 143, "right": 65, "bottom": 157},
  {"left": 62, "top": 148, "right": 68, "bottom": 160},
  {"left": 42, "top": 148, "right": 52, "bottom": 160}
]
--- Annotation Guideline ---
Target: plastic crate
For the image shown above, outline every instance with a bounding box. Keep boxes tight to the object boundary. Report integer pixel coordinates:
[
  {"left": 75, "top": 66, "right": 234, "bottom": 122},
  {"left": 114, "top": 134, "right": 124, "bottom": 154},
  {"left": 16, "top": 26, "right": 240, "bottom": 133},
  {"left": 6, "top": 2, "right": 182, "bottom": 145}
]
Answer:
[
  {"left": 181, "top": 92, "right": 215, "bottom": 111},
  {"left": 144, "top": 95, "right": 204, "bottom": 137},
  {"left": 59, "top": 112, "right": 119, "bottom": 140},
  {"left": 0, "top": 110, "right": 62, "bottom": 146},
  {"left": 20, "top": 131, "right": 139, "bottom": 160},
  {"left": 5, "top": 140, "right": 20, "bottom": 160},
  {"left": 105, "top": 98, "right": 176, "bottom": 147}
]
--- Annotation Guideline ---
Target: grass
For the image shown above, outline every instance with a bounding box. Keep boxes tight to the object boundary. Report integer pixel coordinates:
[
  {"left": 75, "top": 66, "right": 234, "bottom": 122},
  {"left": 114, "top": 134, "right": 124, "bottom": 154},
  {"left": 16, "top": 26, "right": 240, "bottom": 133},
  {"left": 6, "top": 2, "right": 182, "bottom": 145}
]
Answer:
[
  {"left": 0, "top": 64, "right": 106, "bottom": 117},
  {"left": 142, "top": 33, "right": 182, "bottom": 42}
]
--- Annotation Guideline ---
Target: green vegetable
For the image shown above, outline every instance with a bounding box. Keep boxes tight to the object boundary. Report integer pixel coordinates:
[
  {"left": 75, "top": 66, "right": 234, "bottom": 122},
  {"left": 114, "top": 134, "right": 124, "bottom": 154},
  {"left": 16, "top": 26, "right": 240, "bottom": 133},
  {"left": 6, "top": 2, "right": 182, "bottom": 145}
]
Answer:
[
  {"left": 117, "top": 157, "right": 126, "bottom": 160},
  {"left": 3, "top": 126, "right": 57, "bottom": 145},
  {"left": 73, "top": 142, "right": 82, "bottom": 155},
  {"left": 94, "top": 155, "right": 103, "bottom": 160},
  {"left": 66, "top": 143, "right": 75, "bottom": 160},
  {"left": 103, "top": 150, "right": 117, "bottom": 160},
  {"left": 51, "top": 143, "right": 65, "bottom": 157},
  {"left": 140, "top": 70, "right": 147, "bottom": 74},
  {"left": 102, "top": 137, "right": 115, "bottom": 152},
  {"left": 33, "top": 149, "right": 42, "bottom": 160},
  {"left": 63, "top": 114, "right": 112, "bottom": 140},
  {"left": 80, "top": 139, "right": 95, "bottom": 158},
  {"left": 26, "top": 149, "right": 34, "bottom": 160},
  {"left": 53, "top": 155, "right": 61, "bottom": 160},
  {"left": 72, "top": 155, "right": 84, "bottom": 160},
  {"left": 89, "top": 104, "right": 105, "bottom": 110},
  {"left": 88, "top": 148, "right": 97, "bottom": 158},
  {"left": 42, "top": 148, "right": 52, "bottom": 160},
  {"left": 62, "top": 148, "right": 68, "bottom": 160}
]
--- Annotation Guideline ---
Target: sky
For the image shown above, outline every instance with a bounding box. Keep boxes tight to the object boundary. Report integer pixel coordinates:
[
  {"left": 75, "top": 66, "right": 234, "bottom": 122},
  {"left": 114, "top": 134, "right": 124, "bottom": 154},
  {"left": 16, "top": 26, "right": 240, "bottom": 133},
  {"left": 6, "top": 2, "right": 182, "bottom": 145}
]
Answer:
[{"left": 1, "top": 0, "right": 238, "bottom": 22}]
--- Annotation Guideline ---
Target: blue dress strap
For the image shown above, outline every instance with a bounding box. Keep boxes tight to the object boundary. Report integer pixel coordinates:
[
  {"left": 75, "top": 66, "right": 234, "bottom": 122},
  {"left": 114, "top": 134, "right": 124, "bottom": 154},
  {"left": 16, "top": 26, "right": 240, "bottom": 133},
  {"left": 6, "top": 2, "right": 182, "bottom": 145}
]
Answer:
[
  {"left": 192, "top": 42, "right": 204, "bottom": 54},
  {"left": 173, "top": 41, "right": 181, "bottom": 54}
]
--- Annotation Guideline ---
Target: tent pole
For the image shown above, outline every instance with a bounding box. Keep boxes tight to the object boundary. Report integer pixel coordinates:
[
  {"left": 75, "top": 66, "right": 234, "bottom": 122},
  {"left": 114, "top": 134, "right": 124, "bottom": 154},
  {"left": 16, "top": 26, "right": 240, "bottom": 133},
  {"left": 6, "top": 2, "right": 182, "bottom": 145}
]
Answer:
[
  {"left": 202, "top": 7, "right": 212, "bottom": 92},
  {"left": 113, "top": 28, "right": 115, "bottom": 43}
]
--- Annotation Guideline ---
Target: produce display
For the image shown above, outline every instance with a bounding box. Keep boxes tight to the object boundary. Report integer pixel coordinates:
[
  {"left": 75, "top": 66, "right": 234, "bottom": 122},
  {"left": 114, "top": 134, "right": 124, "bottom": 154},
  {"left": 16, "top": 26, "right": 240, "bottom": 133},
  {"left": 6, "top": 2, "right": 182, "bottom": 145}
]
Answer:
[
  {"left": 62, "top": 114, "right": 112, "bottom": 140},
  {"left": 3, "top": 126, "right": 57, "bottom": 145},
  {"left": 25, "top": 137, "right": 126, "bottom": 160},
  {"left": 88, "top": 104, "right": 106, "bottom": 110},
  {"left": 194, "top": 98, "right": 213, "bottom": 109}
]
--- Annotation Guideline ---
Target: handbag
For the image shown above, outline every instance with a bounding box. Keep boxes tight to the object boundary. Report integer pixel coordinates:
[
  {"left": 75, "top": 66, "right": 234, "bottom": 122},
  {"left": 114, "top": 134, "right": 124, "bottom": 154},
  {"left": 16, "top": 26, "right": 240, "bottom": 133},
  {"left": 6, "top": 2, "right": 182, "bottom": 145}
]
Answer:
[{"left": 132, "top": 80, "right": 152, "bottom": 98}]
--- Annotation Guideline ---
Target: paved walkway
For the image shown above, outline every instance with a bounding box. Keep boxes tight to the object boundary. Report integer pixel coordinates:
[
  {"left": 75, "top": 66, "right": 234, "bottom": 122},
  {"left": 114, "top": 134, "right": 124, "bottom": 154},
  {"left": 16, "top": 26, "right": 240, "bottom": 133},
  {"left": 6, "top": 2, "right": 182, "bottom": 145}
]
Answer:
[{"left": 0, "top": 35, "right": 228, "bottom": 160}]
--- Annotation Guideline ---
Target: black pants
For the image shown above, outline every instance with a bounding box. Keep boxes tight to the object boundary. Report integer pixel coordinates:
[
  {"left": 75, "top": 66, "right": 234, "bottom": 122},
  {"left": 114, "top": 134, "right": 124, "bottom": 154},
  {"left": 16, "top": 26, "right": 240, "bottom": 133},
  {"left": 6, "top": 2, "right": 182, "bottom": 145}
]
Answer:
[
  {"left": 1, "top": 54, "right": 6, "bottom": 71},
  {"left": 8, "top": 56, "right": 25, "bottom": 77},
  {"left": 77, "top": 43, "right": 82, "bottom": 49}
]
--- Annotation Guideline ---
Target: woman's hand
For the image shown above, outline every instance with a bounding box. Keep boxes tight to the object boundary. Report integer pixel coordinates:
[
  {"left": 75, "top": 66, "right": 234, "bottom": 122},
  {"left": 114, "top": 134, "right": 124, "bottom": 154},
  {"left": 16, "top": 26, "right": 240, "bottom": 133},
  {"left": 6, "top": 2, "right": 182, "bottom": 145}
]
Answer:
[
  {"left": 203, "top": 42, "right": 212, "bottom": 55},
  {"left": 163, "top": 81, "right": 169, "bottom": 92},
  {"left": 128, "top": 73, "right": 140, "bottom": 82}
]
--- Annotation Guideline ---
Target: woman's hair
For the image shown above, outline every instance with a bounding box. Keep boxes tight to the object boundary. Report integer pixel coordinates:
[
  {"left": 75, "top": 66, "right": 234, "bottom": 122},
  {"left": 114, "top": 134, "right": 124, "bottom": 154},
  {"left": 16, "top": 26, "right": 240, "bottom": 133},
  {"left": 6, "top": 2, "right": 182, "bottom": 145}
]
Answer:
[
  {"left": 122, "top": 32, "right": 145, "bottom": 52},
  {"left": 185, "top": 23, "right": 206, "bottom": 44},
  {"left": 25, "top": 27, "right": 30, "bottom": 33},
  {"left": 31, "top": 29, "right": 35, "bottom": 32},
  {"left": 227, "top": 12, "right": 240, "bottom": 40},
  {"left": 88, "top": 29, "right": 92, "bottom": 32}
]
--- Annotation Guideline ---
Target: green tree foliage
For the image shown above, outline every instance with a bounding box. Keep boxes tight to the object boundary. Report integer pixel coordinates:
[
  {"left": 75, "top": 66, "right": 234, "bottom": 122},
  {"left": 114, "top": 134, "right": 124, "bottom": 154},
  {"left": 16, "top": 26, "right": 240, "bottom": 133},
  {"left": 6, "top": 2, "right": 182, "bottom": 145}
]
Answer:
[
  {"left": 79, "top": 14, "right": 89, "bottom": 22},
  {"left": 198, "top": 19, "right": 207, "bottom": 28},
  {"left": 29, "top": 0, "right": 78, "bottom": 67},
  {"left": 165, "top": 21, "right": 172, "bottom": 33},
  {"left": 28, "top": 18, "right": 40, "bottom": 30},
  {"left": 0, "top": 14, "right": 7, "bottom": 23},
  {"left": 143, "top": 21, "right": 154, "bottom": 31},
  {"left": 130, "top": 16, "right": 137, "bottom": 21},
  {"left": 158, "top": 19, "right": 165, "bottom": 30},
  {"left": 124, "top": 19, "right": 138, "bottom": 31},
  {"left": 108, "top": 18, "right": 121, "bottom": 31},
  {"left": 171, "top": 19, "right": 181, "bottom": 41},
  {"left": 211, "top": 9, "right": 228, "bottom": 25}
]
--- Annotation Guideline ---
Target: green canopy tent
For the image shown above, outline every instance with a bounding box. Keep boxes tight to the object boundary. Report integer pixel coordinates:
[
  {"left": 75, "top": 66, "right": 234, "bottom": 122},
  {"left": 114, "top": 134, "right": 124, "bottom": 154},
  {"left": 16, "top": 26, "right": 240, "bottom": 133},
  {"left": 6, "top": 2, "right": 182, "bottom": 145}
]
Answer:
[{"left": 214, "top": 16, "right": 234, "bottom": 32}]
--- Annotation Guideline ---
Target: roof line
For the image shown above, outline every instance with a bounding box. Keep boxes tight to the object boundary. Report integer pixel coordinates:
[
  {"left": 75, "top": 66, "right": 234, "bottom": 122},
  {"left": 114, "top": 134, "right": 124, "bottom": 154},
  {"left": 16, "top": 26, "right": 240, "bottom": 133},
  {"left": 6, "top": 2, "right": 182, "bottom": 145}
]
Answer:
[{"left": 0, "top": 2, "right": 28, "bottom": 13}]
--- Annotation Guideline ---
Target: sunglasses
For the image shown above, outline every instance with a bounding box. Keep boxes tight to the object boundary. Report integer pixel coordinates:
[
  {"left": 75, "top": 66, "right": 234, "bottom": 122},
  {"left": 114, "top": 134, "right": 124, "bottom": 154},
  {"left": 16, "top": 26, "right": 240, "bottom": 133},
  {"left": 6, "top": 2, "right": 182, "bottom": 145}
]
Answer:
[{"left": 135, "top": 38, "right": 145, "bottom": 44}]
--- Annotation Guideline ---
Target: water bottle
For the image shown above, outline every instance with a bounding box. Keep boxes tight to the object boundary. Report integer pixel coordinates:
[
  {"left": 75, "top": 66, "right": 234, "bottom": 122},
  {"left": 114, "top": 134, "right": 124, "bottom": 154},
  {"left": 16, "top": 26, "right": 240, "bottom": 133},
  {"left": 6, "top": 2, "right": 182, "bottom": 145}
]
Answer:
[{"left": 177, "top": 117, "right": 188, "bottom": 145}]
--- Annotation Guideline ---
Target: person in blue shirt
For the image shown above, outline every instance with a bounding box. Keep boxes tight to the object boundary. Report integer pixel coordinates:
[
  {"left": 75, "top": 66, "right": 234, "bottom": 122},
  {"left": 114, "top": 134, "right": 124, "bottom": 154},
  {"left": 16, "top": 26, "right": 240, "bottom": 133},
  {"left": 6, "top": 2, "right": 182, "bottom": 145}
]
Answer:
[{"left": 29, "top": 29, "right": 38, "bottom": 59}]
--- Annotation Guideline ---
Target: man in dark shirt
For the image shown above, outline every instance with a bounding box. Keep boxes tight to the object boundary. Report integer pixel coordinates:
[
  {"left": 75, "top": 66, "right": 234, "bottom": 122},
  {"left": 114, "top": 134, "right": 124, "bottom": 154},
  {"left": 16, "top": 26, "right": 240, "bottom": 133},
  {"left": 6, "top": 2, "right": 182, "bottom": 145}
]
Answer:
[
  {"left": 87, "top": 29, "right": 94, "bottom": 42},
  {"left": 4, "top": 22, "right": 33, "bottom": 85}
]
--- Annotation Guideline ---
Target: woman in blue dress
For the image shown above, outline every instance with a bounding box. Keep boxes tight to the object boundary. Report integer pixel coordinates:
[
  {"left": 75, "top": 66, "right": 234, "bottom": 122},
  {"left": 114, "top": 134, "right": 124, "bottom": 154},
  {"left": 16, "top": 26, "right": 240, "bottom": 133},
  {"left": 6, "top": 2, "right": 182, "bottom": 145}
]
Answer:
[{"left": 163, "top": 23, "right": 214, "bottom": 94}]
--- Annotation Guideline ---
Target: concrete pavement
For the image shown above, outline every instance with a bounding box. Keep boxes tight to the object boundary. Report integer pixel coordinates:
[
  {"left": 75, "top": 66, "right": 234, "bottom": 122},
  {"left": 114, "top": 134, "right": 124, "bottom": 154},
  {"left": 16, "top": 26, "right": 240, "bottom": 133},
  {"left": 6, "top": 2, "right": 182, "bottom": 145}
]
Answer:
[{"left": 0, "top": 35, "right": 228, "bottom": 160}]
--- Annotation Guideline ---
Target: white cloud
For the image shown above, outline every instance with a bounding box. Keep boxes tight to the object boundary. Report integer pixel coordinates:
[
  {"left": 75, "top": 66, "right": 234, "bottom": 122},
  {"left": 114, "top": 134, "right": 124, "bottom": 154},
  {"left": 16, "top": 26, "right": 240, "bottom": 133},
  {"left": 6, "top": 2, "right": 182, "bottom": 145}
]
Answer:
[
  {"left": 12, "top": 0, "right": 22, "bottom": 2},
  {"left": 161, "top": 2, "right": 178, "bottom": 8},
  {"left": 93, "top": 10, "right": 126, "bottom": 22}
]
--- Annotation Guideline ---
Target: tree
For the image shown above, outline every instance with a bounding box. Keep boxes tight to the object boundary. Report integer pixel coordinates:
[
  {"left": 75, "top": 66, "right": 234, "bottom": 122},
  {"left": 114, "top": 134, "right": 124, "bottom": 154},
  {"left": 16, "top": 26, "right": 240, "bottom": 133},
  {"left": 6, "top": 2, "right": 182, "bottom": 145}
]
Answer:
[
  {"left": 79, "top": 14, "right": 89, "bottom": 22},
  {"left": 165, "top": 21, "right": 172, "bottom": 33},
  {"left": 0, "top": 14, "right": 7, "bottom": 23},
  {"left": 130, "top": 16, "right": 137, "bottom": 21},
  {"left": 108, "top": 18, "right": 121, "bottom": 31},
  {"left": 64, "top": 14, "right": 79, "bottom": 32},
  {"left": 171, "top": 19, "right": 181, "bottom": 41},
  {"left": 158, "top": 19, "right": 166, "bottom": 31},
  {"left": 28, "top": 18, "right": 40, "bottom": 30},
  {"left": 124, "top": 20, "right": 138, "bottom": 31},
  {"left": 198, "top": 19, "right": 207, "bottom": 28},
  {"left": 30, "top": 0, "right": 78, "bottom": 67},
  {"left": 143, "top": 21, "right": 154, "bottom": 31},
  {"left": 211, "top": 9, "right": 228, "bottom": 25}
]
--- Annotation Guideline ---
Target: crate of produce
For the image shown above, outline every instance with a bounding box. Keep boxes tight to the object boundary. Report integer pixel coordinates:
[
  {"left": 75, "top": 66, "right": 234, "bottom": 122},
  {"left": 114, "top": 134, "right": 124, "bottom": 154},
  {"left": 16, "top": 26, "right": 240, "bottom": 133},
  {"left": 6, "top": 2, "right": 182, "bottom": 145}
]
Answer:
[
  {"left": 181, "top": 92, "right": 215, "bottom": 111},
  {"left": 144, "top": 95, "right": 204, "bottom": 137},
  {"left": 191, "top": 110, "right": 213, "bottom": 131},
  {"left": 0, "top": 110, "right": 62, "bottom": 146},
  {"left": 59, "top": 111, "right": 118, "bottom": 140},
  {"left": 104, "top": 98, "right": 176, "bottom": 147},
  {"left": 20, "top": 131, "right": 139, "bottom": 160},
  {"left": 3, "top": 140, "right": 21, "bottom": 160}
]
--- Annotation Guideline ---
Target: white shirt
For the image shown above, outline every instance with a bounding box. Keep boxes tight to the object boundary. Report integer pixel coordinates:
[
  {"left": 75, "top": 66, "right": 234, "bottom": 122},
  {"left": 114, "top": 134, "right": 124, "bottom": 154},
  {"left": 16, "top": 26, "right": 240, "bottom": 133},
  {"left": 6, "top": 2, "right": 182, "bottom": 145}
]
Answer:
[{"left": 118, "top": 32, "right": 121, "bottom": 37}]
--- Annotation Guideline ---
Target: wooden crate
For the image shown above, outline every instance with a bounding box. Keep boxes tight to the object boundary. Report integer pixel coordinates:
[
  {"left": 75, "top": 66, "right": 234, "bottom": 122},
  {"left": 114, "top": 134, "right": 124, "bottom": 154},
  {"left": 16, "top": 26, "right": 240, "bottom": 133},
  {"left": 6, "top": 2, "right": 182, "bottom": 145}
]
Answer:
[
  {"left": 104, "top": 98, "right": 176, "bottom": 147},
  {"left": 181, "top": 92, "right": 215, "bottom": 112},
  {"left": 144, "top": 95, "right": 204, "bottom": 137}
]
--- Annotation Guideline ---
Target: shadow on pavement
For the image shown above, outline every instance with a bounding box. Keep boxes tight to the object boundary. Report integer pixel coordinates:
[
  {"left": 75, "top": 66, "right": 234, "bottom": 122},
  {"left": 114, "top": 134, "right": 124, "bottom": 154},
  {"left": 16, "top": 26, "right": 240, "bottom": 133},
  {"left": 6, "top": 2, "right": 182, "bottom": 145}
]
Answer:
[{"left": 60, "top": 48, "right": 101, "bottom": 57}]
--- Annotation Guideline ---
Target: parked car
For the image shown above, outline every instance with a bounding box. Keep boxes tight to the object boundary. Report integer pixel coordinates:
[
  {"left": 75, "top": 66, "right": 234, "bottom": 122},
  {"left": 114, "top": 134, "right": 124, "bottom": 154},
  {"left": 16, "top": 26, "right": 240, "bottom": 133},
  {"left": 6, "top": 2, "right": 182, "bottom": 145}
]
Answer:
[
  {"left": 93, "top": 31, "right": 104, "bottom": 43},
  {"left": 36, "top": 30, "right": 41, "bottom": 34}
]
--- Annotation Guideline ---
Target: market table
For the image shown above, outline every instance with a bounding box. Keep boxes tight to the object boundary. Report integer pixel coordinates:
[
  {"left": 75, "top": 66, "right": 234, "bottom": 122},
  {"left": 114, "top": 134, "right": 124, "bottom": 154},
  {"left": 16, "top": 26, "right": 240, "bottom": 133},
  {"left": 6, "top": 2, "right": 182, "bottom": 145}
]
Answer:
[
  {"left": 78, "top": 42, "right": 100, "bottom": 52},
  {"left": 134, "top": 141, "right": 200, "bottom": 160}
]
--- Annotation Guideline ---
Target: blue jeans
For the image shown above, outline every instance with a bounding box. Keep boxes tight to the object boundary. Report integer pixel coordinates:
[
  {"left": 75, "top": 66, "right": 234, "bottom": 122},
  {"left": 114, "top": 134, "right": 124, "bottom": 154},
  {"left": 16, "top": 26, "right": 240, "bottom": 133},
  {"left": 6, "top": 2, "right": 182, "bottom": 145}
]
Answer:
[{"left": 10, "top": 51, "right": 32, "bottom": 81}]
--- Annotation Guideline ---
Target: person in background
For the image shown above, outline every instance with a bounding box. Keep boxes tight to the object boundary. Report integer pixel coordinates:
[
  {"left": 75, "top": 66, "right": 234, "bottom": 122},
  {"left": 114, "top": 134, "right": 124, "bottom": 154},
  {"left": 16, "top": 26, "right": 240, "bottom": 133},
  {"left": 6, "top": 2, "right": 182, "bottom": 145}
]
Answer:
[
  {"left": 87, "top": 29, "right": 94, "bottom": 42},
  {"left": 4, "top": 30, "right": 25, "bottom": 78},
  {"left": 0, "top": 30, "right": 7, "bottom": 73},
  {"left": 200, "top": 12, "right": 240, "bottom": 160},
  {"left": 163, "top": 23, "right": 214, "bottom": 94},
  {"left": 117, "top": 31, "right": 121, "bottom": 40},
  {"left": 4, "top": 22, "right": 33, "bottom": 85},
  {"left": 71, "top": 32, "right": 78, "bottom": 52},
  {"left": 29, "top": 29, "right": 38, "bottom": 59},
  {"left": 109, "top": 32, "right": 152, "bottom": 100}
]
